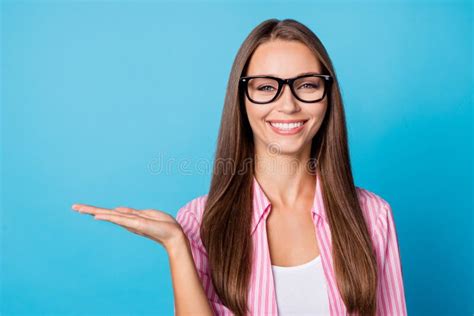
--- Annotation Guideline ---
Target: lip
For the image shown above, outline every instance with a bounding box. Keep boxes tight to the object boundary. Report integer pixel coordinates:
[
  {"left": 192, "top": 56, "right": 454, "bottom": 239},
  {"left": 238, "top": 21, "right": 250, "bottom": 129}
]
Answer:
[
  {"left": 266, "top": 119, "right": 308, "bottom": 136},
  {"left": 266, "top": 119, "right": 308, "bottom": 123}
]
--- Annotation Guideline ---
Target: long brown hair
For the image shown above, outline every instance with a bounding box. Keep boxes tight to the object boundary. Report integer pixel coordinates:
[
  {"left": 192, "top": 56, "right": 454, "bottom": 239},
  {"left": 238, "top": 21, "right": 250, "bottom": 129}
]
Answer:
[{"left": 200, "top": 18, "right": 378, "bottom": 316}]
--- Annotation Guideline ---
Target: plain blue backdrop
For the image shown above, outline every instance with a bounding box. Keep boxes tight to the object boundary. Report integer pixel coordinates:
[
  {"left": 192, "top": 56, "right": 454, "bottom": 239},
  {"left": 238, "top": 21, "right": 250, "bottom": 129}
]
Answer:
[{"left": 1, "top": 0, "right": 472, "bottom": 315}]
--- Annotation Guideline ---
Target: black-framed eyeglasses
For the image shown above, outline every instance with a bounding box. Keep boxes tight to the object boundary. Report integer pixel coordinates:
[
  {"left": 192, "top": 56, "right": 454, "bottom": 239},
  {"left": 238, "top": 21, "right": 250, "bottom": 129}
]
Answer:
[{"left": 239, "top": 73, "right": 332, "bottom": 104}]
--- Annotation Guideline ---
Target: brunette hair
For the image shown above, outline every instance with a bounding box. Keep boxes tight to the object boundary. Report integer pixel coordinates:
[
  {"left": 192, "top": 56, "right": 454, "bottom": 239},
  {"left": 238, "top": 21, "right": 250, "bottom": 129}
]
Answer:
[{"left": 200, "top": 18, "right": 378, "bottom": 316}]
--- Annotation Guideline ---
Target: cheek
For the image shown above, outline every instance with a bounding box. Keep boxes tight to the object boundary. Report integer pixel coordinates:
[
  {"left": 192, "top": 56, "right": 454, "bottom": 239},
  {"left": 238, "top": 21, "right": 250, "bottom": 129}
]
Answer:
[
  {"left": 312, "top": 102, "right": 328, "bottom": 121},
  {"left": 245, "top": 101, "right": 267, "bottom": 128},
  {"left": 318, "top": 105, "right": 328, "bottom": 121},
  {"left": 307, "top": 103, "right": 328, "bottom": 132}
]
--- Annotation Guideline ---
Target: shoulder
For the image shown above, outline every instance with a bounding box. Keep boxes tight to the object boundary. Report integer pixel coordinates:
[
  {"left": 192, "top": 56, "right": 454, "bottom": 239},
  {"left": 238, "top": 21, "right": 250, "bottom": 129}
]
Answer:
[
  {"left": 355, "top": 186, "right": 393, "bottom": 236},
  {"left": 175, "top": 194, "right": 209, "bottom": 242}
]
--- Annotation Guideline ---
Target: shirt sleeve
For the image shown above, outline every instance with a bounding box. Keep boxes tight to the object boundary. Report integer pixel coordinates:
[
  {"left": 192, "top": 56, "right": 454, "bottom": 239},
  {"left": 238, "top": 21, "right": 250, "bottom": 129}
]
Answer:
[
  {"left": 373, "top": 201, "right": 408, "bottom": 316},
  {"left": 175, "top": 206, "right": 234, "bottom": 316}
]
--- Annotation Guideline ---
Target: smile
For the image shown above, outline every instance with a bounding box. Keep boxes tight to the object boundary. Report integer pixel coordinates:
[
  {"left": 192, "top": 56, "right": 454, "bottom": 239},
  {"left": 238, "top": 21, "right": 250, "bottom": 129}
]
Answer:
[{"left": 266, "top": 120, "right": 308, "bottom": 135}]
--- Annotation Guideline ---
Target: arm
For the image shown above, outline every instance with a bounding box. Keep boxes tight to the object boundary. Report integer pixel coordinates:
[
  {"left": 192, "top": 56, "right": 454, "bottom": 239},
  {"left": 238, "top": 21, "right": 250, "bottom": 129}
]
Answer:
[
  {"left": 374, "top": 202, "right": 408, "bottom": 316},
  {"left": 70, "top": 203, "right": 217, "bottom": 315},
  {"left": 166, "top": 234, "right": 214, "bottom": 316}
]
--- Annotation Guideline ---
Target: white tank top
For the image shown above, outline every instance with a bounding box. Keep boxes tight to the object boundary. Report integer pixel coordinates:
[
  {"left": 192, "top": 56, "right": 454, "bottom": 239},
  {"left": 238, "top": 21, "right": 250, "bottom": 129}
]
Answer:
[{"left": 271, "top": 255, "right": 331, "bottom": 315}]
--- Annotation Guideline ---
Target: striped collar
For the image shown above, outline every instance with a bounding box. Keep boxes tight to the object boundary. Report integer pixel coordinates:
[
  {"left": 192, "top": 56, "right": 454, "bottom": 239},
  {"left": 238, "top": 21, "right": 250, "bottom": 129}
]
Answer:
[{"left": 251, "top": 170, "right": 328, "bottom": 235}]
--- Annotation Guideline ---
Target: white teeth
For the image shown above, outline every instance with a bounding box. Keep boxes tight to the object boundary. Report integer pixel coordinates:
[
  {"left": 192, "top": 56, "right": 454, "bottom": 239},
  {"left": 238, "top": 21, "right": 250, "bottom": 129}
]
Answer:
[{"left": 269, "top": 121, "right": 305, "bottom": 130}]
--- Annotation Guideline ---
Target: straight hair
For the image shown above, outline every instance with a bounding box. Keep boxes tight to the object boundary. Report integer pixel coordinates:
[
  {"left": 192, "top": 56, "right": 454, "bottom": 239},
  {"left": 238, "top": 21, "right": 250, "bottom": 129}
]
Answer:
[{"left": 200, "top": 18, "right": 378, "bottom": 316}]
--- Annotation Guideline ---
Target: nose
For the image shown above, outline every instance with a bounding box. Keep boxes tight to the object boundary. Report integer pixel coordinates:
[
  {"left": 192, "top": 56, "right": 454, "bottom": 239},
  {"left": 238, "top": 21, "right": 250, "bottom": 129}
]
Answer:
[{"left": 275, "top": 83, "right": 300, "bottom": 114}]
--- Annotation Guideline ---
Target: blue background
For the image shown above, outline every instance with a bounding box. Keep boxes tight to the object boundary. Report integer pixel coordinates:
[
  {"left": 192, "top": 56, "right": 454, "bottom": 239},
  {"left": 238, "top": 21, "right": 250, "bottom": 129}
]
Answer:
[{"left": 1, "top": 0, "right": 472, "bottom": 315}]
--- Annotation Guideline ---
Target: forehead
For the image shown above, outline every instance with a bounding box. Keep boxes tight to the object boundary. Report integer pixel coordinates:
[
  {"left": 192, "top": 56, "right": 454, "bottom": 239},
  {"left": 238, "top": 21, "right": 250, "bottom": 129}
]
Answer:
[{"left": 246, "top": 39, "right": 322, "bottom": 77}]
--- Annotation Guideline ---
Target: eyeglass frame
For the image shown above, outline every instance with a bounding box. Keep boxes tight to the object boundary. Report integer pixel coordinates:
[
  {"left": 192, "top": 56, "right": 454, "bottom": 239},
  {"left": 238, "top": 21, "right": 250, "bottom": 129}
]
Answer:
[{"left": 239, "top": 73, "right": 333, "bottom": 104}]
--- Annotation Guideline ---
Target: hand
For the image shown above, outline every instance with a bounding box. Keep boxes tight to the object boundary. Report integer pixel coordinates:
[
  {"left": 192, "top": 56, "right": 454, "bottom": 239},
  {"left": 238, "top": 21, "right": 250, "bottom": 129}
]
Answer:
[{"left": 71, "top": 203, "right": 184, "bottom": 251}]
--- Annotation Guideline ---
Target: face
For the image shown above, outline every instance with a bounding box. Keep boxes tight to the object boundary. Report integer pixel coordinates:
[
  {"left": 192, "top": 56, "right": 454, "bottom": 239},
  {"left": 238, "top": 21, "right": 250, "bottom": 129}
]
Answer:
[{"left": 243, "top": 39, "right": 328, "bottom": 157}]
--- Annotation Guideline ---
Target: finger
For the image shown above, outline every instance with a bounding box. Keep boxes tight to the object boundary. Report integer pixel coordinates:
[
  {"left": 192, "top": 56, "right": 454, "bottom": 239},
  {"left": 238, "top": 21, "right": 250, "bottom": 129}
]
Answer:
[
  {"left": 114, "top": 206, "right": 139, "bottom": 215},
  {"left": 137, "top": 209, "right": 171, "bottom": 221},
  {"left": 72, "top": 203, "right": 111, "bottom": 214},
  {"left": 95, "top": 213, "right": 146, "bottom": 232},
  {"left": 97, "top": 214, "right": 168, "bottom": 246},
  {"left": 114, "top": 207, "right": 159, "bottom": 222},
  {"left": 115, "top": 207, "right": 173, "bottom": 223},
  {"left": 73, "top": 204, "right": 135, "bottom": 218}
]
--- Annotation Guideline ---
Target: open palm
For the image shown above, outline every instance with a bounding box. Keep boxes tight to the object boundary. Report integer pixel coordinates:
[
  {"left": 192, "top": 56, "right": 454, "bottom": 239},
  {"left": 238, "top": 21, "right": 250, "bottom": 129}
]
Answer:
[{"left": 72, "top": 203, "right": 183, "bottom": 249}]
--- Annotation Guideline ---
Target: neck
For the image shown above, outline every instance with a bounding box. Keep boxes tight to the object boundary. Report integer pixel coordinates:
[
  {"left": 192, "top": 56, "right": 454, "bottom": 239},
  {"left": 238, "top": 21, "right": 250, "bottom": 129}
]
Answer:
[{"left": 253, "top": 143, "right": 316, "bottom": 208}]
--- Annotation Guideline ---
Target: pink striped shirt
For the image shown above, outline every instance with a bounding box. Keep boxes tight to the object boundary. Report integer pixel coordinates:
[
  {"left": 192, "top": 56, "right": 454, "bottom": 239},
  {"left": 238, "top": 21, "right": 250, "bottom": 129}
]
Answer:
[{"left": 175, "top": 172, "right": 408, "bottom": 315}]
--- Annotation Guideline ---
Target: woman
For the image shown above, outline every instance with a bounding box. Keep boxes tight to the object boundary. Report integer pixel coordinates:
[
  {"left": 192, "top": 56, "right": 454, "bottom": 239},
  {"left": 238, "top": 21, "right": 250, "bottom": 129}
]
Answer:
[{"left": 72, "top": 18, "right": 407, "bottom": 316}]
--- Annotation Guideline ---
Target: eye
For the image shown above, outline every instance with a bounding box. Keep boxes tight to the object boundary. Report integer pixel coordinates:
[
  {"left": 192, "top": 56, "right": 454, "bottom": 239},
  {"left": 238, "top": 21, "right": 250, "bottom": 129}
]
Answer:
[
  {"left": 295, "top": 76, "right": 323, "bottom": 90},
  {"left": 257, "top": 85, "right": 276, "bottom": 91},
  {"left": 298, "top": 82, "right": 320, "bottom": 90}
]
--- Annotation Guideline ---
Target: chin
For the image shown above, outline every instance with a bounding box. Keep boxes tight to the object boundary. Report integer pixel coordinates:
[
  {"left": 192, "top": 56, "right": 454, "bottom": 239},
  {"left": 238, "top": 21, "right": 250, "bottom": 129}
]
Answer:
[{"left": 264, "top": 140, "right": 307, "bottom": 156}]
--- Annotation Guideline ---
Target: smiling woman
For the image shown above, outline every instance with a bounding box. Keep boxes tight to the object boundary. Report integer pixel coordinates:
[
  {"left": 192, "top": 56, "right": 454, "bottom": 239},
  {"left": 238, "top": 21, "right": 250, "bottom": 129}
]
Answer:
[{"left": 72, "top": 18, "right": 407, "bottom": 316}]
